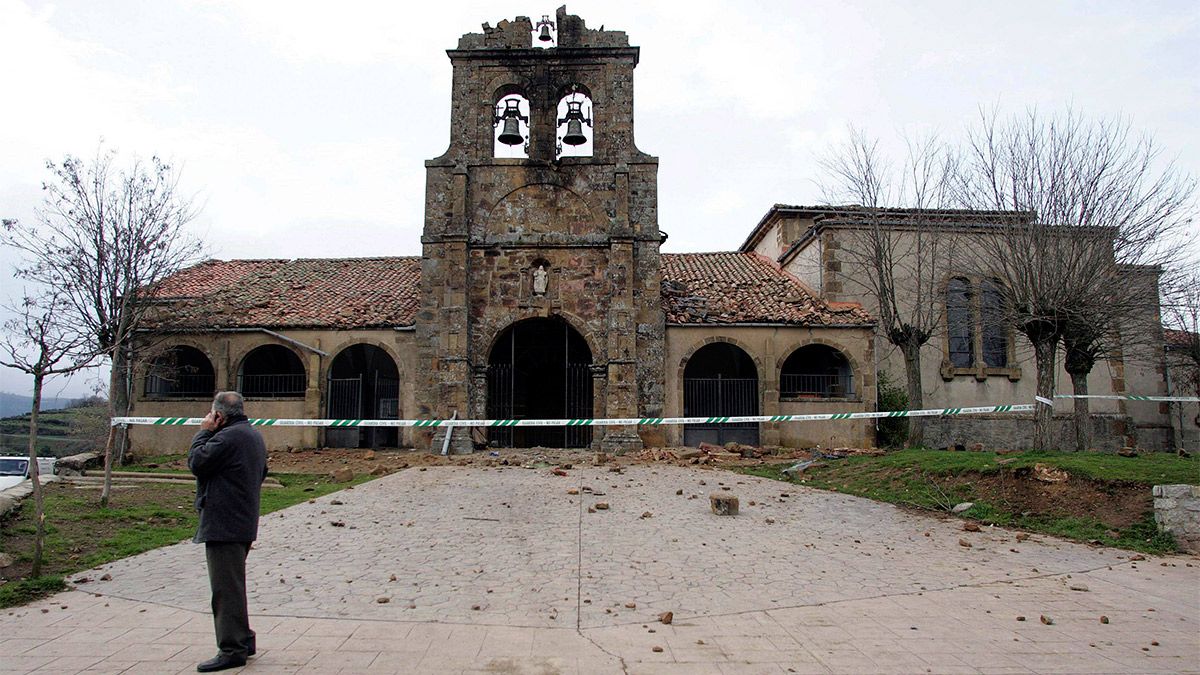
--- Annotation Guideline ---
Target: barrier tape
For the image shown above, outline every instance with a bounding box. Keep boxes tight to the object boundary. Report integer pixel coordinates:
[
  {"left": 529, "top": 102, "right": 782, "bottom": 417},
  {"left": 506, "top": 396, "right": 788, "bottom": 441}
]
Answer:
[
  {"left": 1053, "top": 394, "right": 1200, "bottom": 403},
  {"left": 111, "top": 403, "right": 1034, "bottom": 428}
]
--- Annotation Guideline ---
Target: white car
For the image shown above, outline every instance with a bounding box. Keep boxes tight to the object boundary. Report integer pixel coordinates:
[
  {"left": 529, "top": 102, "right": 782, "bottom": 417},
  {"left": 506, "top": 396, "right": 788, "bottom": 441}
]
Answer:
[{"left": 0, "top": 457, "right": 30, "bottom": 491}]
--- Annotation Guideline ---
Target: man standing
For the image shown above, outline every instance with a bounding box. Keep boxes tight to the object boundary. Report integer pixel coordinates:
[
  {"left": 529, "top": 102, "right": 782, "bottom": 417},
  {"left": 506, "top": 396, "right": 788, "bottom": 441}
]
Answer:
[{"left": 189, "top": 391, "right": 268, "bottom": 672}]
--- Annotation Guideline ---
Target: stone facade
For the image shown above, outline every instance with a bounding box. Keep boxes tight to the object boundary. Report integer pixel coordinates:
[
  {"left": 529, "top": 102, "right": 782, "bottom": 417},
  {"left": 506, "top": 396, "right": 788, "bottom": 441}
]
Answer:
[{"left": 415, "top": 8, "right": 664, "bottom": 452}]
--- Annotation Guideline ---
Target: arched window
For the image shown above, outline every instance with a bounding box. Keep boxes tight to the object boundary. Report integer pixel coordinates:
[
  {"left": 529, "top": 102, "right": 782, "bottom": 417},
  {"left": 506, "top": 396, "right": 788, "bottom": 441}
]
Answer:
[
  {"left": 493, "top": 93, "right": 530, "bottom": 158},
  {"left": 780, "top": 345, "right": 854, "bottom": 399},
  {"left": 238, "top": 345, "right": 306, "bottom": 398},
  {"left": 980, "top": 279, "right": 1009, "bottom": 367},
  {"left": 327, "top": 344, "right": 401, "bottom": 448},
  {"left": 144, "top": 346, "right": 215, "bottom": 398},
  {"left": 946, "top": 277, "right": 974, "bottom": 368},
  {"left": 556, "top": 90, "right": 593, "bottom": 158}
]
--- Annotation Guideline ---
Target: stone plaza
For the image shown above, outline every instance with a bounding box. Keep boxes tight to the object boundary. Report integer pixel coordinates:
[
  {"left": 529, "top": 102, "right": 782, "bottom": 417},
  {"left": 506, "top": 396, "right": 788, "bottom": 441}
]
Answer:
[{"left": 2, "top": 464, "right": 1197, "bottom": 673}]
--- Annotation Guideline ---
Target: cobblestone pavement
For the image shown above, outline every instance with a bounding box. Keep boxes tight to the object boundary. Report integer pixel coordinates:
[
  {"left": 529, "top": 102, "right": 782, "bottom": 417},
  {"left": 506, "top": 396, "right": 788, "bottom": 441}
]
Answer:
[{"left": 2, "top": 464, "right": 1197, "bottom": 674}]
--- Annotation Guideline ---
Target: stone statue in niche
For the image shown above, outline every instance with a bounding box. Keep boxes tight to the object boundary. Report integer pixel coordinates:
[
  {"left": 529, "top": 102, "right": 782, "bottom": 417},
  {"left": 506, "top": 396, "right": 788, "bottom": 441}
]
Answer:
[{"left": 532, "top": 264, "right": 548, "bottom": 295}]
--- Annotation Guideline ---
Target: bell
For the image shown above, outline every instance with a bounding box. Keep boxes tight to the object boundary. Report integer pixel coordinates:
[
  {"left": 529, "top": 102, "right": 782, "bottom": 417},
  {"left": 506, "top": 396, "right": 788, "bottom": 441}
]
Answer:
[
  {"left": 562, "top": 118, "right": 587, "bottom": 146},
  {"left": 538, "top": 24, "right": 553, "bottom": 42},
  {"left": 497, "top": 117, "right": 524, "bottom": 146}
]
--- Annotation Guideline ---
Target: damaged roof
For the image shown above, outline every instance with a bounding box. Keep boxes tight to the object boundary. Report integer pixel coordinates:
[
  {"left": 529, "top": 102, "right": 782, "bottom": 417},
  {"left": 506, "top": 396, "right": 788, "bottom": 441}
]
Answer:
[
  {"left": 660, "top": 252, "right": 872, "bottom": 326},
  {"left": 144, "top": 252, "right": 871, "bottom": 331},
  {"left": 145, "top": 257, "right": 423, "bottom": 330}
]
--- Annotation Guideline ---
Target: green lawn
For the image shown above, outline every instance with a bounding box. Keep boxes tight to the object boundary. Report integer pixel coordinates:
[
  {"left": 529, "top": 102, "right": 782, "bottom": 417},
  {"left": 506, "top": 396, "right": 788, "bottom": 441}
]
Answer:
[{"left": 736, "top": 448, "right": 1198, "bottom": 555}]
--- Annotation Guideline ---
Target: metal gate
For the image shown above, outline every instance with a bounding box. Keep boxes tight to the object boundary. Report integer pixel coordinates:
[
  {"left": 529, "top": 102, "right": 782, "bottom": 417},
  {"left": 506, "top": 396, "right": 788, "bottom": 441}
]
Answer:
[
  {"left": 327, "top": 376, "right": 362, "bottom": 447},
  {"left": 683, "top": 376, "right": 759, "bottom": 446},
  {"left": 487, "top": 363, "right": 592, "bottom": 448}
]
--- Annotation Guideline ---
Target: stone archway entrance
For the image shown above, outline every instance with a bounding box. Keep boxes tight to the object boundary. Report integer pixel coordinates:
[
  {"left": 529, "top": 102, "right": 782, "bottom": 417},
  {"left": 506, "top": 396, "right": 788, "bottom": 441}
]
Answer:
[
  {"left": 487, "top": 316, "right": 593, "bottom": 448},
  {"left": 683, "top": 342, "right": 760, "bottom": 447},
  {"left": 326, "top": 344, "right": 400, "bottom": 448}
]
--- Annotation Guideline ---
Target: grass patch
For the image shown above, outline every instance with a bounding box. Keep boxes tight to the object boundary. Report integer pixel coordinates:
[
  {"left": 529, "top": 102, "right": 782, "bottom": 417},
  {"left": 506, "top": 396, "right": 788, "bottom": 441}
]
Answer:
[
  {"left": 735, "top": 448, "right": 1197, "bottom": 555},
  {"left": 0, "top": 575, "right": 67, "bottom": 608},
  {"left": 0, "top": 471, "right": 373, "bottom": 608}
]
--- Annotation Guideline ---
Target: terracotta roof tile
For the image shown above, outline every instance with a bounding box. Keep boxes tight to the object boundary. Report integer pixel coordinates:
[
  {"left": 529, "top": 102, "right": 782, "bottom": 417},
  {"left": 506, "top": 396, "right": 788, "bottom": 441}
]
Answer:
[
  {"left": 145, "top": 257, "right": 422, "bottom": 330},
  {"left": 660, "top": 252, "right": 872, "bottom": 326},
  {"left": 145, "top": 252, "right": 872, "bottom": 331}
]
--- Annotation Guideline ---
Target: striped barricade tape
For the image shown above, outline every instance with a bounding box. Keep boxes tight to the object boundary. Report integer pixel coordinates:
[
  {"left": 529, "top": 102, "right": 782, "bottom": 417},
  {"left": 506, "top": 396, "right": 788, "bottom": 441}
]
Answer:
[
  {"left": 1053, "top": 394, "right": 1200, "bottom": 402},
  {"left": 110, "top": 403, "right": 1034, "bottom": 428}
]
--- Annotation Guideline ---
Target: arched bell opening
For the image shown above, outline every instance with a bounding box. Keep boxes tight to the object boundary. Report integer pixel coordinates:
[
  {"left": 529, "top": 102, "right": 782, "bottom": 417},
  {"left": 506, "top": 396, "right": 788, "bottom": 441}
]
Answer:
[
  {"left": 682, "top": 342, "right": 759, "bottom": 447},
  {"left": 326, "top": 344, "right": 400, "bottom": 448},
  {"left": 555, "top": 89, "right": 593, "bottom": 158},
  {"left": 144, "top": 346, "right": 215, "bottom": 398},
  {"left": 237, "top": 345, "right": 306, "bottom": 399},
  {"left": 493, "top": 92, "right": 531, "bottom": 159},
  {"left": 780, "top": 345, "right": 854, "bottom": 399},
  {"left": 486, "top": 316, "right": 593, "bottom": 448}
]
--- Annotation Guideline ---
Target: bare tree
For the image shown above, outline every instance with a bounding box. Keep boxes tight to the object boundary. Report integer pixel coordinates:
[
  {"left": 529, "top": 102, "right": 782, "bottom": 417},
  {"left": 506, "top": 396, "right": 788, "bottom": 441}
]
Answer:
[
  {"left": 0, "top": 291, "right": 92, "bottom": 577},
  {"left": 1162, "top": 267, "right": 1200, "bottom": 453},
  {"left": 819, "top": 128, "right": 959, "bottom": 445},
  {"left": 954, "top": 108, "right": 1196, "bottom": 450},
  {"left": 3, "top": 146, "right": 204, "bottom": 505}
]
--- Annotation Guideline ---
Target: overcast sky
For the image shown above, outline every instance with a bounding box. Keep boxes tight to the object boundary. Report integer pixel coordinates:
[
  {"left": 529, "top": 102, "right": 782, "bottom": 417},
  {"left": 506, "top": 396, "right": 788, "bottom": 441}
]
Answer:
[{"left": 1, "top": 0, "right": 1198, "bottom": 398}]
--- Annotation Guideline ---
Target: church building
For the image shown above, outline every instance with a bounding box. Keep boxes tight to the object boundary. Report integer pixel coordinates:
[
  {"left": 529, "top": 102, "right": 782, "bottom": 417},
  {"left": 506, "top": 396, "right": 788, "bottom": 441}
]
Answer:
[{"left": 131, "top": 8, "right": 1179, "bottom": 455}]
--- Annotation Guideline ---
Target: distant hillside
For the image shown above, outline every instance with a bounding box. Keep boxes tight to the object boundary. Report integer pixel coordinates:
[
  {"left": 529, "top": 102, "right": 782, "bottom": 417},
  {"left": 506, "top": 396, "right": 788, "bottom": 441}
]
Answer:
[
  {"left": 0, "top": 404, "right": 110, "bottom": 458},
  {"left": 0, "top": 392, "right": 79, "bottom": 418}
]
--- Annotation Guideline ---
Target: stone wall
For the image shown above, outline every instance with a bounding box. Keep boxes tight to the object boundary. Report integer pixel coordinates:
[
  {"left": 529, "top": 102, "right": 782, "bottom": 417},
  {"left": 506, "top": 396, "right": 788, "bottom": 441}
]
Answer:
[
  {"left": 128, "top": 328, "right": 417, "bottom": 454},
  {"left": 1153, "top": 484, "right": 1200, "bottom": 554},
  {"left": 922, "top": 414, "right": 1138, "bottom": 452}
]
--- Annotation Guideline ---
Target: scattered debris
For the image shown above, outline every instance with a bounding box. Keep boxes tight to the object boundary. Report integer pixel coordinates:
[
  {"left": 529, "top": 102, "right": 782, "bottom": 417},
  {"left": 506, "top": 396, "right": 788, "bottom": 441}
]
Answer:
[
  {"left": 1016, "top": 616, "right": 1026, "bottom": 621},
  {"left": 641, "top": 511, "right": 652, "bottom": 519},
  {"left": 1040, "top": 615, "right": 1054, "bottom": 625},
  {"left": 330, "top": 467, "right": 355, "bottom": 483},
  {"left": 1100, "top": 616, "right": 1109, "bottom": 624},
  {"left": 1033, "top": 463, "right": 1069, "bottom": 483},
  {"left": 710, "top": 495, "right": 739, "bottom": 516},
  {"left": 376, "top": 597, "right": 389, "bottom": 604},
  {"left": 1015, "top": 533, "right": 1030, "bottom": 542},
  {"left": 958, "top": 539, "right": 972, "bottom": 548},
  {"left": 659, "top": 611, "right": 673, "bottom": 624},
  {"left": 651, "top": 646, "right": 663, "bottom": 653},
  {"left": 963, "top": 521, "right": 981, "bottom": 532},
  {"left": 1069, "top": 583, "right": 1089, "bottom": 592},
  {"left": 594, "top": 502, "right": 610, "bottom": 510}
]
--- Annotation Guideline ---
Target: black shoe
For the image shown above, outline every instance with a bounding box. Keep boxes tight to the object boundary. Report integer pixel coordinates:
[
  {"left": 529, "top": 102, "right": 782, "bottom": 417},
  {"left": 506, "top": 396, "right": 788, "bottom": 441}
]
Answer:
[{"left": 197, "top": 654, "right": 247, "bottom": 672}]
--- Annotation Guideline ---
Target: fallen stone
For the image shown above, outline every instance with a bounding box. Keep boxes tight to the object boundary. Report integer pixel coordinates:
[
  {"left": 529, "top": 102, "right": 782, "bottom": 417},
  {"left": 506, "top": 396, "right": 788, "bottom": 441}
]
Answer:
[
  {"left": 952, "top": 502, "right": 974, "bottom": 513},
  {"left": 363, "top": 450, "right": 376, "bottom": 461},
  {"left": 675, "top": 489, "right": 683, "bottom": 495},
  {"left": 641, "top": 511, "right": 652, "bottom": 519},
  {"left": 659, "top": 611, "right": 673, "bottom": 624},
  {"left": 959, "top": 539, "right": 972, "bottom": 548},
  {"left": 1040, "top": 615, "right": 1053, "bottom": 625},
  {"left": 968, "top": 442, "right": 985, "bottom": 452},
  {"left": 709, "top": 495, "right": 739, "bottom": 516},
  {"left": 1069, "top": 584, "right": 1089, "bottom": 592},
  {"left": 552, "top": 468, "right": 568, "bottom": 477},
  {"left": 369, "top": 465, "right": 387, "bottom": 476},
  {"left": 1016, "top": 616, "right": 1026, "bottom": 621},
  {"left": 625, "top": 602, "right": 636, "bottom": 609},
  {"left": 376, "top": 597, "right": 389, "bottom": 604},
  {"left": 100, "top": 574, "right": 111, "bottom": 581},
  {"left": 1118, "top": 447, "right": 1138, "bottom": 457},
  {"left": 1015, "top": 533, "right": 1030, "bottom": 542},
  {"left": 1033, "top": 463, "right": 1069, "bottom": 483},
  {"left": 1100, "top": 615, "right": 1109, "bottom": 624},
  {"left": 567, "top": 488, "right": 579, "bottom": 495},
  {"left": 0, "top": 553, "right": 13, "bottom": 568},
  {"left": 594, "top": 502, "right": 609, "bottom": 510},
  {"left": 651, "top": 646, "right": 663, "bottom": 653},
  {"left": 331, "top": 467, "right": 355, "bottom": 483},
  {"left": 963, "top": 522, "right": 981, "bottom": 532}
]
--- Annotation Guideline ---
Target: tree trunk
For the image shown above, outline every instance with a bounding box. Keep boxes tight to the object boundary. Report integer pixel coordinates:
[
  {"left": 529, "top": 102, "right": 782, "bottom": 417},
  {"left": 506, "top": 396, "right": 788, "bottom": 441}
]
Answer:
[
  {"left": 1032, "top": 336, "right": 1058, "bottom": 450},
  {"left": 901, "top": 340, "right": 924, "bottom": 447},
  {"left": 99, "top": 359, "right": 122, "bottom": 508},
  {"left": 28, "top": 373, "right": 46, "bottom": 577},
  {"left": 1069, "top": 370, "right": 1090, "bottom": 452}
]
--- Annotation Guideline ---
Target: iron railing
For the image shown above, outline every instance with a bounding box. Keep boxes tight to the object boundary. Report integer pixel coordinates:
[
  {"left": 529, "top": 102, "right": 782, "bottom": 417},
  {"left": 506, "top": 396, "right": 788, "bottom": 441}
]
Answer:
[
  {"left": 238, "top": 373, "right": 306, "bottom": 398},
  {"left": 144, "top": 373, "right": 215, "bottom": 398},
  {"left": 780, "top": 373, "right": 854, "bottom": 399}
]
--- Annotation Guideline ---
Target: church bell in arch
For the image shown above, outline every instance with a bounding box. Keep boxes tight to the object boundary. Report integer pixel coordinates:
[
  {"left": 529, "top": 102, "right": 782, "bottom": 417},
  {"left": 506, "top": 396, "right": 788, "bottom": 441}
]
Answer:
[
  {"left": 494, "top": 98, "right": 527, "bottom": 146},
  {"left": 559, "top": 99, "right": 591, "bottom": 146}
]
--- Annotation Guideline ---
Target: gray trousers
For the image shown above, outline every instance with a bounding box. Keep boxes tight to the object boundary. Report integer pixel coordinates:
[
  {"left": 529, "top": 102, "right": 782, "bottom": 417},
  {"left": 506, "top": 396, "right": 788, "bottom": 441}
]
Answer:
[{"left": 205, "top": 542, "right": 255, "bottom": 658}]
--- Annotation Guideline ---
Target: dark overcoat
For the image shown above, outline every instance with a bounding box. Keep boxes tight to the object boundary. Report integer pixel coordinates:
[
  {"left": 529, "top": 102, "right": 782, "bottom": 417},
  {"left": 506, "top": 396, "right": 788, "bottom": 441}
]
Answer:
[{"left": 189, "top": 419, "right": 268, "bottom": 543}]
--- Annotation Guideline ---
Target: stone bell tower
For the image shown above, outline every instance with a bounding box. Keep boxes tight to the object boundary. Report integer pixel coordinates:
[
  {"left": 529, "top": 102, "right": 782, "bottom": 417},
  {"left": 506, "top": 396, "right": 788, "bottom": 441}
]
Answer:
[{"left": 415, "top": 7, "right": 664, "bottom": 452}]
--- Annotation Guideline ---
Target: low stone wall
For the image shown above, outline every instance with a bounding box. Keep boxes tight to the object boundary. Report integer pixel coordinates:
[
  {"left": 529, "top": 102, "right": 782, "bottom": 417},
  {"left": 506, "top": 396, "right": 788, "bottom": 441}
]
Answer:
[
  {"left": 1153, "top": 484, "right": 1200, "bottom": 554},
  {"left": 921, "top": 414, "right": 1144, "bottom": 452}
]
